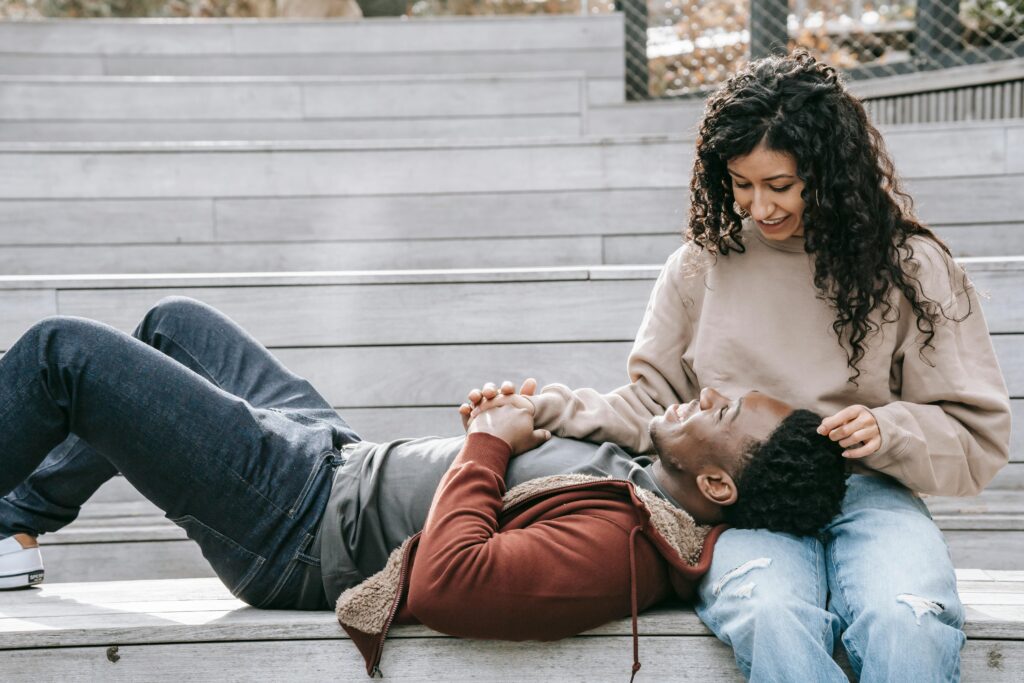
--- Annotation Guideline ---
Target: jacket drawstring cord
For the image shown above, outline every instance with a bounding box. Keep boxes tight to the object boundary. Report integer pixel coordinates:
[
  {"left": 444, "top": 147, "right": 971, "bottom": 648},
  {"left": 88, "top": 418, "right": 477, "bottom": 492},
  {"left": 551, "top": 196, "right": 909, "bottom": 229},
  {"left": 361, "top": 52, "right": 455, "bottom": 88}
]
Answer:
[{"left": 628, "top": 525, "right": 642, "bottom": 683}]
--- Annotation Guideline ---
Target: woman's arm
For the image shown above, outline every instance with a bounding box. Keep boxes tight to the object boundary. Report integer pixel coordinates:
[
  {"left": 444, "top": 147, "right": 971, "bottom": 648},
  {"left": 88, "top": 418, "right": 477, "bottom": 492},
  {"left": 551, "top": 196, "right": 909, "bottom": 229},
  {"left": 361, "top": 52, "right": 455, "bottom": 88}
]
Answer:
[
  {"left": 857, "top": 244, "right": 1012, "bottom": 496},
  {"left": 525, "top": 245, "right": 705, "bottom": 454}
]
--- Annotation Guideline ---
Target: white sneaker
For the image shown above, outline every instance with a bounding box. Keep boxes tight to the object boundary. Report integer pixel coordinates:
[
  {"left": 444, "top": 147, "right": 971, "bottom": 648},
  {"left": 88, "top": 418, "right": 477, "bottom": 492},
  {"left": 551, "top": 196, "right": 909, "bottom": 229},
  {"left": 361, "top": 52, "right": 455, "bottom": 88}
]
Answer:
[{"left": 0, "top": 534, "right": 44, "bottom": 589}]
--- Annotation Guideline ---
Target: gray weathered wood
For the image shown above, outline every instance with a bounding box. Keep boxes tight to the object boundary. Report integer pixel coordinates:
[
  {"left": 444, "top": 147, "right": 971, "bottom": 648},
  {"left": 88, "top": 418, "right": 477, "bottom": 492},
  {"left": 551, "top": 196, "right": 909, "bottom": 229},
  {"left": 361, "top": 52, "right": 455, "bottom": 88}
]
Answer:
[
  {"left": 0, "top": 73, "right": 584, "bottom": 120},
  {"left": 0, "top": 236, "right": 606, "bottom": 274},
  {"left": 849, "top": 58, "right": 1024, "bottom": 99},
  {"left": 0, "top": 122, "right": 1019, "bottom": 201},
  {"left": 0, "top": 115, "right": 584, "bottom": 143},
  {"left": 0, "top": 16, "right": 625, "bottom": 55},
  {"left": 0, "top": 138, "right": 694, "bottom": 200},
  {"left": 0, "top": 576, "right": 1021, "bottom": 680},
  {"left": 38, "top": 540, "right": 213, "bottom": 584}
]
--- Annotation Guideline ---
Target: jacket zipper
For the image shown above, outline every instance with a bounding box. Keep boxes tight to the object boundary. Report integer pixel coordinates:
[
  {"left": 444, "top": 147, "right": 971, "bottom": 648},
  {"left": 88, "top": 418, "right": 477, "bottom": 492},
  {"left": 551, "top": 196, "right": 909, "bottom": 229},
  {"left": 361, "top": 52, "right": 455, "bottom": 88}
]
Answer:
[{"left": 370, "top": 531, "right": 420, "bottom": 677}]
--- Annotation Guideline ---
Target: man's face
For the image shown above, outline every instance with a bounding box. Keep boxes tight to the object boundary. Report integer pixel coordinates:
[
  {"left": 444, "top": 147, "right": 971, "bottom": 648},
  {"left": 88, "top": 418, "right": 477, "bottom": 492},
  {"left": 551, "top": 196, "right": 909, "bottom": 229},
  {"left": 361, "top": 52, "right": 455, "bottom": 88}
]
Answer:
[{"left": 649, "top": 387, "right": 793, "bottom": 472}]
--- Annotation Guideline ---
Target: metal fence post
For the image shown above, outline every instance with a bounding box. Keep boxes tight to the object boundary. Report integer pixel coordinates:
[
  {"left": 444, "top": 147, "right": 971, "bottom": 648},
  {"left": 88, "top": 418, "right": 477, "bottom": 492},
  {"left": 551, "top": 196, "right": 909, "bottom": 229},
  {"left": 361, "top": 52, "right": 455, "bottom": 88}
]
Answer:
[
  {"left": 915, "top": 0, "right": 963, "bottom": 69},
  {"left": 750, "top": 0, "right": 790, "bottom": 59},
  {"left": 615, "top": 0, "right": 650, "bottom": 100}
]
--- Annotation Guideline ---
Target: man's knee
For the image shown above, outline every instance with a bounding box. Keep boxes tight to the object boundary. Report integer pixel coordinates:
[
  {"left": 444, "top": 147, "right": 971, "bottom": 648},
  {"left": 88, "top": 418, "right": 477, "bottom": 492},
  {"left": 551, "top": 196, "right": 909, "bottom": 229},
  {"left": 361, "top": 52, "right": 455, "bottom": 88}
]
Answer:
[{"left": 135, "top": 296, "right": 210, "bottom": 339}]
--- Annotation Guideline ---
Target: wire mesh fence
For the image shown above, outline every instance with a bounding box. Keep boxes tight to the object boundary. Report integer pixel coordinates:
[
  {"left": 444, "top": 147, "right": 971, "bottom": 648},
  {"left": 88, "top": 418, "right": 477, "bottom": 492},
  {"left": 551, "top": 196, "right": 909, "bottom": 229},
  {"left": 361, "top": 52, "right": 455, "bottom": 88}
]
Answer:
[{"left": 638, "top": 0, "right": 1024, "bottom": 99}]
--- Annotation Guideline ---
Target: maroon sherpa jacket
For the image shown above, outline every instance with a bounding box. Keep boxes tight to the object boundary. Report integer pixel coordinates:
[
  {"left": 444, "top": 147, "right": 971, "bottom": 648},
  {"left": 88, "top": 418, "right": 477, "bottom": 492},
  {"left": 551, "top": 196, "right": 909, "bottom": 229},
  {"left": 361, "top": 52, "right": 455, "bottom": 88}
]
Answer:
[{"left": 335, "top": 432, "right": 726, "bottom": 679}]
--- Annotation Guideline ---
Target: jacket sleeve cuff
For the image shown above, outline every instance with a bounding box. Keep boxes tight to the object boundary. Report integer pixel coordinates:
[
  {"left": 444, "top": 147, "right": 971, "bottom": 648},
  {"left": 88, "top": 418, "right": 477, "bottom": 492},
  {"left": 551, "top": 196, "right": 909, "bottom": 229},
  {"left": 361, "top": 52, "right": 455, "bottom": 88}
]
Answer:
[{"left": 458, "top": 432, "right": 514, "bottom": 475}]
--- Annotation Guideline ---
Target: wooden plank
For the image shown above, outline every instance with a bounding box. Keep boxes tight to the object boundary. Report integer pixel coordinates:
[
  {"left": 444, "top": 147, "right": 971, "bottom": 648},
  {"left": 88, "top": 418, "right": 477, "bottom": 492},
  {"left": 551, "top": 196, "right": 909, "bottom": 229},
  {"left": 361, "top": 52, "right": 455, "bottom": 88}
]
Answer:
[
  {"left": 849, "top": 59, "right": 1024, "bottom": 98},
  {"left": 212, "top": 189, "right": 688, "bottom": 241},
  {"left": 0, "top": 122, "right": 1017, "bottom": 200},
  {"left": 0, "top": 74, "right": 583, "bottom": 120},
  {"left": 262, "top": 342, "right": 634, "bottom": 408},
  {"left": 36, "top": 540, "right": 213, "bottom": 584},
  {"left": 946, "top": 531, "right": 1024, "bottom": 570},
  {"left": 0, "top": 140, "right": 693, "bottom": 200},
  {"left": 587, "top": 100, "right": 705, "bottom": 136},
  {"left": 1, "top": 628, "right": 1021, "bottom": 681},
  {"left": 1015, "top": 400, "right": 1024, "bottom": 460},
  {"left": 994, "top": 335, "right": 1023, "bottom": 396},
  {"left": 1009, "top": 126, "right": 1024, "bottom": 174},
  {"left": 50, "top": 281, "right": 654, "bottom": 347},
  {"left": 0, "top": 577, "right": 1020, "bottom": 645},
  {"left": 883, "top": 124, "right": 1010, "bottom": 177},
  {"left": 99, "top": 51, "right": 623, "bottom": 79},
  {"left": 0, "top": 236, "right": 605, "bottom": 274},
  {"left": 0, "top": 199, "right": 215, "bottom": 245},
  {"left": 0, "top": 289, "right": 58, "bottom": 345},
  {"left": 342, "top": 407, "right": 461, "bottom": 442},
  {"left": 933, "top": 223, "right": 1024, "bottom": 258},
  {"left": 0, "top": 16, "right": 624, "bottom": 55},
  {"left": 906, "top": 175, "right": 1024, "bottom": 225},
  {"left": 0, "top": 115, "right": 584, "bottom": 143}
]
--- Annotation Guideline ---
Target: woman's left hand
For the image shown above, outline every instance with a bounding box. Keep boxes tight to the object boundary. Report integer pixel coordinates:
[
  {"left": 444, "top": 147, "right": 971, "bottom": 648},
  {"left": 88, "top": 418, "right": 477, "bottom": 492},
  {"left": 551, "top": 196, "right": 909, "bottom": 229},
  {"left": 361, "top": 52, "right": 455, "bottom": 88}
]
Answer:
[{"left": 818, "top": 405, "right": 881, "bottom": 458}]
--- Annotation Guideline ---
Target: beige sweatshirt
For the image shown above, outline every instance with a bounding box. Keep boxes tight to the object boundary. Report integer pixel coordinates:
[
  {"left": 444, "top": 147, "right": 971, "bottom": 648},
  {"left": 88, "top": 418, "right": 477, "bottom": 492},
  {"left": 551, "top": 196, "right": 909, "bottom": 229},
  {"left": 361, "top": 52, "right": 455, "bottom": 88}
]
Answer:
[{"left": 529, "top": 225, "right": 1011, "bottom": 497}]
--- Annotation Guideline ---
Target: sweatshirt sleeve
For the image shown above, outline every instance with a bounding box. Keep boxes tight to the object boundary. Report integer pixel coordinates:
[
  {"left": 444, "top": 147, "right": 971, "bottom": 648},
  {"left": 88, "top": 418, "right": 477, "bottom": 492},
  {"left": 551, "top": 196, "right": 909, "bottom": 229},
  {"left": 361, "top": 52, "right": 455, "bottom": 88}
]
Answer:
[
  {"left": 407, "top": 432, "right": 668, "bottom": 640},
  {"left": 860, "top": 242, "right": 1011, "bottom": 496},
  {"left": 528, "top": 246, "right": 704, "bottom": 454}
]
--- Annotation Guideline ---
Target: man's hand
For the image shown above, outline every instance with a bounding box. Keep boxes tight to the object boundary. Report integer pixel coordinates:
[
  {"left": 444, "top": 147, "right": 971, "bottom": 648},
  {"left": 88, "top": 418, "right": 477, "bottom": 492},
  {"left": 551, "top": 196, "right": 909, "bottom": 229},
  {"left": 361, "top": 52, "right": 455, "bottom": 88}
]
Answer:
[
  {"left": 459, "top": 378, "right": 537, "bottom": 431},
  {"left": 818, "top": 405, "right": 881, "bottom": 458},
  {"left": 466, "top": 401, "right": 550, "bottom": 456}
]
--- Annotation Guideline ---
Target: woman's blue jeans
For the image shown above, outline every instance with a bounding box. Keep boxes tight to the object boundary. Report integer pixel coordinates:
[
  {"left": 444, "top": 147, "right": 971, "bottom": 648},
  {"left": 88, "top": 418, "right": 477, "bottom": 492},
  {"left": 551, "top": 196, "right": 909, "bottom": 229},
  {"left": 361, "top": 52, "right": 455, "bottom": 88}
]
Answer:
[
  {"left": 696, "top": 474, "right": 966, "bottom": 682},
  {"left": 0, "top": 296, "right": 360, "bottom": 608}
]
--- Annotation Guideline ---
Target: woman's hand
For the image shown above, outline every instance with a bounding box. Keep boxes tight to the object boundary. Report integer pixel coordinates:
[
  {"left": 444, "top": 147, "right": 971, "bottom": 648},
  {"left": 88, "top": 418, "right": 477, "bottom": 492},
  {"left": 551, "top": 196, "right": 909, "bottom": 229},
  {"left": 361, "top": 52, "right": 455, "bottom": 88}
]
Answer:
[
  {"left": 466, "top": 402, "right": 550, "bottom": 456},
  {"left": 818, "top": 405, "right": 881, "bottom": 458},
  {"left": 459, "top": 378, "right": 537, "bottom": 431}
]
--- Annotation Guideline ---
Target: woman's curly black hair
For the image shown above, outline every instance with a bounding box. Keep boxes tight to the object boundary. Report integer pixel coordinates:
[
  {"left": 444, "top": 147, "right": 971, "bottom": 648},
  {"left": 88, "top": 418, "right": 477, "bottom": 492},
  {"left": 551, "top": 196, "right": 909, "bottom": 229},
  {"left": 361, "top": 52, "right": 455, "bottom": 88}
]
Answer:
[
  {"left": 689, "top": 50, "right": 968, "bottom": 383},
  {"left": 723, "top": 409, "right": 848, "bottom": 536}
]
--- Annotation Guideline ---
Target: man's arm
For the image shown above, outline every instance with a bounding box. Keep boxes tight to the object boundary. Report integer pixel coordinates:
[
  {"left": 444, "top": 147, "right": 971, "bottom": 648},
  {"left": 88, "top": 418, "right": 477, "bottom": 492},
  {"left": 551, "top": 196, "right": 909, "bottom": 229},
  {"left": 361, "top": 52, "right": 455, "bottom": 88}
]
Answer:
[{"left": 407, "top": 411, "right": 669, "bottom": 640}]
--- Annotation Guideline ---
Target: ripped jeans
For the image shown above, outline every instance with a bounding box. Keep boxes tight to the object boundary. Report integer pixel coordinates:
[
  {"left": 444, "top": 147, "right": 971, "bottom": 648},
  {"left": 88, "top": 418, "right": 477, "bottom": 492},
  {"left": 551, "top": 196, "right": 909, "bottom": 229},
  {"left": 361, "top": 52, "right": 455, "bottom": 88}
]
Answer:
[{"left": 696, "top": 474, "right": 965, "bottom": 682}]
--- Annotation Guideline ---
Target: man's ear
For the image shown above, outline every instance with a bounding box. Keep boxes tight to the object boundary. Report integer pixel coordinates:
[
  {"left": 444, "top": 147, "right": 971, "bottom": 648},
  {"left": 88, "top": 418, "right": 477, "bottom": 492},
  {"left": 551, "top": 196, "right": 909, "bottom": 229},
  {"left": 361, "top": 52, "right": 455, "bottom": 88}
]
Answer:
[{"left": 696, "top": 470, "right": 739, "bottom": 507}]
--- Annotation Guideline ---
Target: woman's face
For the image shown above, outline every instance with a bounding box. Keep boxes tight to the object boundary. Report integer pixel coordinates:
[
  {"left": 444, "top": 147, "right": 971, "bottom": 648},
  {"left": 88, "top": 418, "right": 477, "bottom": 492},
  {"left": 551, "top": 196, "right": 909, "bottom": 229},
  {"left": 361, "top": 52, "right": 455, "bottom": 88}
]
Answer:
[{"left": 727, "top": 144, "right": 807, "bottom": 241}]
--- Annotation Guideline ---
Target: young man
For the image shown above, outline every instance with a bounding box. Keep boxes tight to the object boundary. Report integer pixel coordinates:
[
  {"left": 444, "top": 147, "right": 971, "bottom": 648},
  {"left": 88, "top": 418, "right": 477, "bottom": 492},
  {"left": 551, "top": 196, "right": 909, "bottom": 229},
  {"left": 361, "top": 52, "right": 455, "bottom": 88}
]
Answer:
[{"left": 0, "top": 297, "right": 846, "bottom": 675}]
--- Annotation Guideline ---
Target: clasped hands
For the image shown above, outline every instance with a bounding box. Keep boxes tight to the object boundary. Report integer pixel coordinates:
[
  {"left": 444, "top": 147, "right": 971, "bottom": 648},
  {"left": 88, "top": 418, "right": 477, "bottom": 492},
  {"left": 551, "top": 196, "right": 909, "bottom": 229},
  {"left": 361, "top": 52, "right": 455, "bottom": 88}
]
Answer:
[
  {"left": 459, "top": 378, "right": 550, "bottom": 456},
  {"left": 459, "top": 379, "right": 881, "bottom": 459}
]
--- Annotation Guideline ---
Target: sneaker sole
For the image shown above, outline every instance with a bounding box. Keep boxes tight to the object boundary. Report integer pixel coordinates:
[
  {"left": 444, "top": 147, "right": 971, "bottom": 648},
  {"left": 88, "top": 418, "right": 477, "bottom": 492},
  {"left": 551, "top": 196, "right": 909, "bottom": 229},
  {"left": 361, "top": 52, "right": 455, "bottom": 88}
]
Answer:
[{"left": 0, "top": 569, "right": 44, "bottom": 590}]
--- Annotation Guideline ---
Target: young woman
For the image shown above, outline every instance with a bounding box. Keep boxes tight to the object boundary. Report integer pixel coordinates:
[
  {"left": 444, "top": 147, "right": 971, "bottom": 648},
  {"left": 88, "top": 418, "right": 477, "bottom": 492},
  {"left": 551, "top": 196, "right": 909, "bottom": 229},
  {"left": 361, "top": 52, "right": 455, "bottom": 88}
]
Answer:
[{"left": 465, "top": 51, "right": 1011, "bottom": 681}]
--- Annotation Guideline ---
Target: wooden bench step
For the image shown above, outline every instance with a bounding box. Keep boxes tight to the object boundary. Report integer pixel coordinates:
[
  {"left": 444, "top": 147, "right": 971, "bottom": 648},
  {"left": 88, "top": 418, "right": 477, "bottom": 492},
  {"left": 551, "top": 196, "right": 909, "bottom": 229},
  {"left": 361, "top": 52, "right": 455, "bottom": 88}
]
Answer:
[
  {"left": 0, "top": 265, "right": 1019, "bottom": 464},
  {"left": 0, "top": 122, "right": 1020, "bottom": 274},
  {"left": 0, "top": 16, "right": 625, "bottom": 105},
  {"left": 0, "top": 574, "right": 1021, "bottom": 680},
  {"left": 0, "top": 72, "right": 591, "bottom": 142}
]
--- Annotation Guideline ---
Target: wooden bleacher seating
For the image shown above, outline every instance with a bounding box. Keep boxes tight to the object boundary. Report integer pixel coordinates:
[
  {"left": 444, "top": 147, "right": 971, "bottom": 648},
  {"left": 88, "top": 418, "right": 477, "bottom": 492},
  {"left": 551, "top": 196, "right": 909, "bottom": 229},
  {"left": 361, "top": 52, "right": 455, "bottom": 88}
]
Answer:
[
  {"left": 0, "top": 12, "right": 1021, "bottom": 680},
  {"left": 2, "top": 574, "right": 1022, "bottom": 679},
  {"left": 0, "top": 261, "right": 1011, "bottom": 579},
  {"left": 0, "top": 16, "right": 625, "bottom": 103},
  {"left": 0, "top": 72, "right": 591, "bottom": 142},
  {"left": 0, "top": 120, "right": 1021, "bottom": 276}
]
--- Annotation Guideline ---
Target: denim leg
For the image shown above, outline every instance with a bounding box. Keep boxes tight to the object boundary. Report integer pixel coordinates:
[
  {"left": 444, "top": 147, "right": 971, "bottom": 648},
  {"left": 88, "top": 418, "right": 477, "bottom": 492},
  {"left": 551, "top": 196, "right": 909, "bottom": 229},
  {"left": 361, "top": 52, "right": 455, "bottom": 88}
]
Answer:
[
  {"left": 0, "top": 315, "right": 348, "bottom": 605},
  {"left": 695, "top": 528, "right": 846, "bottom": 682},
  {"left": 0, "top": 296, "right": 359, "bottom": 538},
  {"left": 824, "top": 475, "right": 965, "bottom": 683}
]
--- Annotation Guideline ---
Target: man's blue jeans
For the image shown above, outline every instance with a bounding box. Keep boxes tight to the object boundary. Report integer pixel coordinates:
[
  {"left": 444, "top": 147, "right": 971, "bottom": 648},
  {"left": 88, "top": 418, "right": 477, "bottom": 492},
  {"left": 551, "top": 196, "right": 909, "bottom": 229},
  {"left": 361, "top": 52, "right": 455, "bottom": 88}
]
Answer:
[
  {"left": 0, "top": 296, "right": 360, "bottom": 608},
  {"left": 696, "top": 474, "right": 966, "bottom": 682}
]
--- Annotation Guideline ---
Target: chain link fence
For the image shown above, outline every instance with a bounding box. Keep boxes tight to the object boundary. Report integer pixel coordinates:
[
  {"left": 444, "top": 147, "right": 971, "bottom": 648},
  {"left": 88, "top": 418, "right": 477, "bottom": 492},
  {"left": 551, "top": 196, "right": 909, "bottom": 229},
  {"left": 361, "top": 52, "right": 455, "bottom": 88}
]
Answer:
[{"left": 637, "top": 0, "right": 1024, "bottom": 99}]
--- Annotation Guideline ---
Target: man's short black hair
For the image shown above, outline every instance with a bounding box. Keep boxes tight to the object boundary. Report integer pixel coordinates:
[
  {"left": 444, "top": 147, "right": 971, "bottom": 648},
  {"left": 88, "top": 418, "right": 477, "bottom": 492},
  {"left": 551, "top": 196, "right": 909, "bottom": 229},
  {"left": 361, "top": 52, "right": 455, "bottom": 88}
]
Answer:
[{"left": 723, "top": 409, "right": 848, "bottom": 536}]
